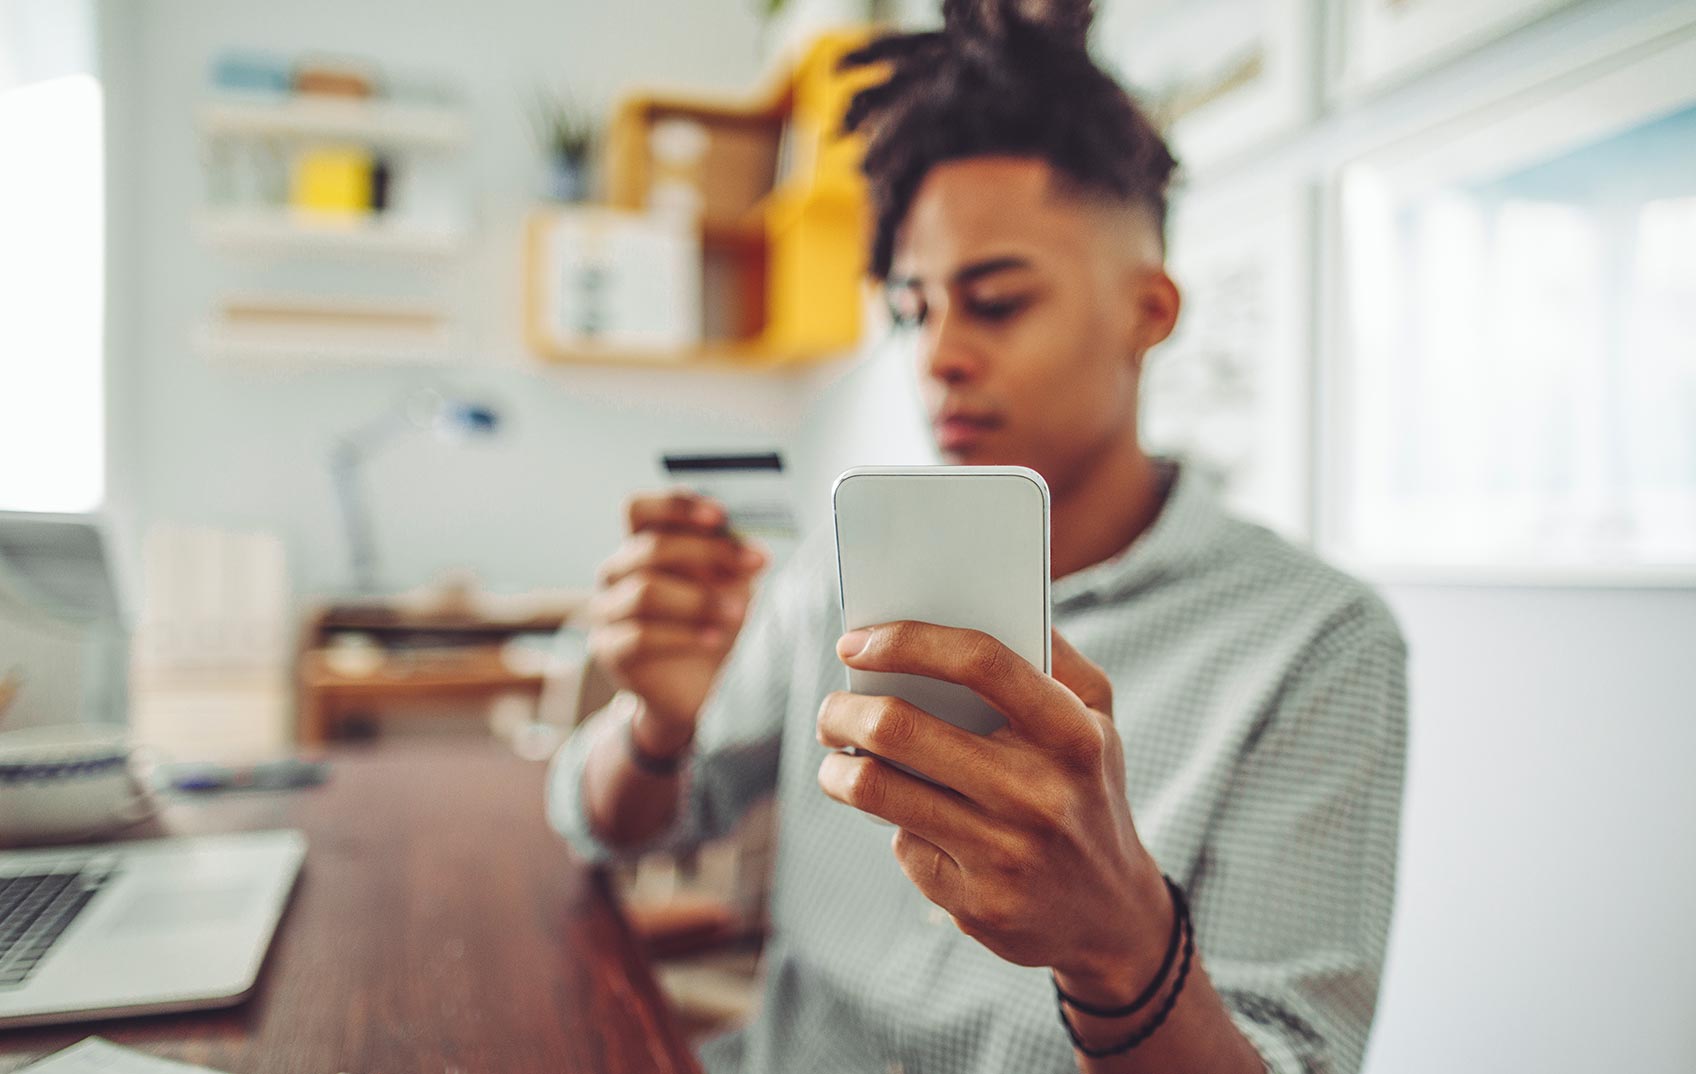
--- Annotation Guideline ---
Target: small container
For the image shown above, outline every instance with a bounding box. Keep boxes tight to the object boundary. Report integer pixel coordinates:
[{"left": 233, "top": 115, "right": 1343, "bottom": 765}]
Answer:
[{"left": 0, "top": 725, "right": 159, "bottom": 847}]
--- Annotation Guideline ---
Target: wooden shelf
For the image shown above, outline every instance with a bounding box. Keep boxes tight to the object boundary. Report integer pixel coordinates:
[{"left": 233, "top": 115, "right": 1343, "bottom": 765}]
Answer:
[
  {"left": 197, "top": 209, "right": 469, "bottom": 256},
  {"left": 534, "top": 340, "right": 828, "bottom": 371},
  {"left": 201, "top": 293, "right": 454, "bottom": 366},
  {"left": 306, "top": 598, "right": 580, "bottom": 637},
  {"left": 200, "top": 96, "right": 467, "bottom": 148},
  {"left": 700, "top": 218, "right": 766, "bottom": 249}
]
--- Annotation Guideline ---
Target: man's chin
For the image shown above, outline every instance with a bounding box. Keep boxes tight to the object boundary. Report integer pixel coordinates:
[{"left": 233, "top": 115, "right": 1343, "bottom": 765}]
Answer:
[
  {"left": 935, "top": 442, "right": 979, "bottom": 464},
  {"left": 935, "top": 442, "right": 1015, "bottom": 467}
]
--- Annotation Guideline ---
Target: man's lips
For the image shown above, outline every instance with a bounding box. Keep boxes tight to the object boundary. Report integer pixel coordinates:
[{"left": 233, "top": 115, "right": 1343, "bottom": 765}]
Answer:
[{"left": 933, "top": 412, "right": 1002, "bottom": 452}]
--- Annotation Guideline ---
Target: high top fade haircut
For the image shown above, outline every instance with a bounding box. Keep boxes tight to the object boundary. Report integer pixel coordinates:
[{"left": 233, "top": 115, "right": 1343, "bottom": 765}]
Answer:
[{"left": 840, "top": 0, "right": 1179, "bottom": 280}]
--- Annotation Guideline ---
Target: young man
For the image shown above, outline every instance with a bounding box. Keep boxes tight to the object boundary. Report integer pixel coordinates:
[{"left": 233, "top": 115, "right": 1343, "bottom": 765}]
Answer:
[{"left": 548, "top": 3, "right": 1406, "bottom": 1072}]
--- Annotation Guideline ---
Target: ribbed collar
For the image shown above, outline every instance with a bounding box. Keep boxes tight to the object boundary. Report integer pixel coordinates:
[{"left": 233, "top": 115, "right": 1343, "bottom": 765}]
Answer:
[{"left": 1051, "top": 459, "right": 1229, "bottom": 609}]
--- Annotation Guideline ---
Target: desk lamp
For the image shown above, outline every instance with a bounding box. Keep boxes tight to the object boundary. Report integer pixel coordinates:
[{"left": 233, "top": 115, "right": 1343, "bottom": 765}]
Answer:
[{"left": 330, "top": 388, "right": 501, "bottom": 593}]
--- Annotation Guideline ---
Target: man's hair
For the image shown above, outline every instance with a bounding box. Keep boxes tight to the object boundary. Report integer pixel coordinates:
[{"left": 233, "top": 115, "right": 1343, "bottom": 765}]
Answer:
[{"left": 839, "top": 0, "right": 1178, "bottom": 279}]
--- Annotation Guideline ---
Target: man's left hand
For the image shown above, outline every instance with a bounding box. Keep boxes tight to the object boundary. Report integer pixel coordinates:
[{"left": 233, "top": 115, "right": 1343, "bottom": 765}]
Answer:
[{"left": 816, "top": 622, "right": 1172, "bottom": 992}]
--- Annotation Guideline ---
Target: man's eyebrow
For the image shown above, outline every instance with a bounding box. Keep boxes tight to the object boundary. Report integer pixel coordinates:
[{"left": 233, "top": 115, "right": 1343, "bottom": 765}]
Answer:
[
  {"left": 953, "top": 256, "right": 1031, "bottom": 285},
  {"left": 887, "top": 256, "right": 1034, "bottom": 291}
]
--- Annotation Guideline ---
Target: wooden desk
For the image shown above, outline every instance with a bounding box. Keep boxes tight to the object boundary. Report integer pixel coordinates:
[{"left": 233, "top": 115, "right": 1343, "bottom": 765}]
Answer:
[{"left": 0, "top": 744, "right": 699, "bottom": 1074}]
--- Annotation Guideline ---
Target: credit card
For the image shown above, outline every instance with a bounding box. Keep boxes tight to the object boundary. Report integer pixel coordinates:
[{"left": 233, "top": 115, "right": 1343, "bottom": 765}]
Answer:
[{"left": 661, "top": 452, "right": 799, "bottom": 540}]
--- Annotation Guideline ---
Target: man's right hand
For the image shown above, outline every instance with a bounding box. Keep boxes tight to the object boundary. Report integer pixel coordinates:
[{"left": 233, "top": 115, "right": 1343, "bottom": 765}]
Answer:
[{"left": 587, "top": 490, "right": 768, "bottom": 747}]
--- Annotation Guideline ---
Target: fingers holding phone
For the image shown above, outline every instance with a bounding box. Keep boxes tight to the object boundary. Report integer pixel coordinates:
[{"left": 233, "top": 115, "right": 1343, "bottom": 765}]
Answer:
[{"left": 588, "top": 490, "right": 768, "bottom": 732}]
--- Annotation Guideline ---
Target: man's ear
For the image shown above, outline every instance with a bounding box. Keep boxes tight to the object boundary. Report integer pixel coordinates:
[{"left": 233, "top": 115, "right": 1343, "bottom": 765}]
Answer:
[{"left": 1128, "top": 267, "right": 1181, "bottom": 358}]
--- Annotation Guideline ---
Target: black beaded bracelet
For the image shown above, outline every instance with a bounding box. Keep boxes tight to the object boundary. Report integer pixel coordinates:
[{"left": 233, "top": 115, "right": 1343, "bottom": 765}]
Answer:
[
  {"left": 622, "top": 697, "right": 689, "bottom": 777},
  {"left": 1052, "top": 873, "right": 1185, "bottom": 1019},
  {"left": 1055, "top": 877, "right": 1195, "bottom": 1059}
]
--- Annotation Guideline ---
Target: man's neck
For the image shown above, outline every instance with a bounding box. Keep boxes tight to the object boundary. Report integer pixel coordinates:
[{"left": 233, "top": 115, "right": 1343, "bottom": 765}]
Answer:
[{"left": 1049, "top": 439, "right": 1166, "bottom": 580}]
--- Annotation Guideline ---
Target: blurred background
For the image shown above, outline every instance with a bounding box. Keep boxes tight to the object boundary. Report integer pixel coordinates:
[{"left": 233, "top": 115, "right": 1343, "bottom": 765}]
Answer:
[{"left": 1, "top": 0, "right": 1693, "bottom": 1069}]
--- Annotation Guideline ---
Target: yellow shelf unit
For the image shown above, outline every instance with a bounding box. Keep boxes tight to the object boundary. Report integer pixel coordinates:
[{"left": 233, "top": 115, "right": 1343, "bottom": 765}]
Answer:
[{"left": 526, "top": 29, "right": 881, "bottom": 369}]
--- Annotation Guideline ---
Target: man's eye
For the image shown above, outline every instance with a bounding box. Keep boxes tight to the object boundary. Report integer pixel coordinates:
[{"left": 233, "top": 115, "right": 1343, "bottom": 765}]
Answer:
[{"left": 967, "top": 297, "right": 1029, "bottom": 323}]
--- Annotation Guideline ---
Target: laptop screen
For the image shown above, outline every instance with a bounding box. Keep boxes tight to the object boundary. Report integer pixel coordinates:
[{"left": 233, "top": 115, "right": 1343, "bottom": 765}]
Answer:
[{"left": 0, "top": 513, "right": 128, "bottom": 729}]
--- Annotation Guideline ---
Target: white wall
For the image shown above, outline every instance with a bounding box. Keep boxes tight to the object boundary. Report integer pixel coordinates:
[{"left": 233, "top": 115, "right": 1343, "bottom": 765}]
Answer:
[
  {"left": 110, "top": 0, "right": 832, "bottom": 596},
  {"left": 1367, "top": 583, "right": 1696, "bottom": 1073},
  {"left": 786, "top": 331, "right": 935, "bottom": 534}
]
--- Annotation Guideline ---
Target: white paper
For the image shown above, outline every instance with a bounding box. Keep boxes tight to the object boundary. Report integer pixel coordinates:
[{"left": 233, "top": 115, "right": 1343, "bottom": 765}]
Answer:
[{"left": 13, "top": 1038, "right": 229, "bottom": 1074}]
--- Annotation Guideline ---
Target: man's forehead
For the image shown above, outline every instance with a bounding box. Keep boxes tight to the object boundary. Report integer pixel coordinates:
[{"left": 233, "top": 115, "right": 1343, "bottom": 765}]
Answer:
[{"left": 891, "top": 157, "right": 1129, "bottom": 280}]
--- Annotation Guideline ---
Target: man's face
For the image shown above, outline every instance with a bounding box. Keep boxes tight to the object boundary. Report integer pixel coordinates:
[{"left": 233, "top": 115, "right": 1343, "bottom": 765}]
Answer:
[{"left": 887, "top": 157, "right": 1175, "bottom": 497}]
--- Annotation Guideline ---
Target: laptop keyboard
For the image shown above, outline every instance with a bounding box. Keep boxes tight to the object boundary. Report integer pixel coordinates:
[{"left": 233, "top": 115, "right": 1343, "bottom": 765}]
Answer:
[{"left": 0, "top": 856, "right": 121, "bottom": 990}]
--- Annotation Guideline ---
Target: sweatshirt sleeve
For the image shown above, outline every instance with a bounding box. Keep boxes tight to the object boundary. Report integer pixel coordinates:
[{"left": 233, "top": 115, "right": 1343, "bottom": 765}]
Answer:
[{"left": 546, "top": 548, "right": 810, "bottom": 863}]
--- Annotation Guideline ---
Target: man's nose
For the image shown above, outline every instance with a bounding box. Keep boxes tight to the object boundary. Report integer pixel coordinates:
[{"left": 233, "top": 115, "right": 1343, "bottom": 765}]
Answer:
[{"left": 919, "top": 309, "right": 983, "bottom": 387}]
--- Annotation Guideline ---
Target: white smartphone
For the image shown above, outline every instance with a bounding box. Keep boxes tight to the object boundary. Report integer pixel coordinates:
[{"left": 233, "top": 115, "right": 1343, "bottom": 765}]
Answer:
[{"left": 832, "top": 466, "right": 1051, "bottom": 739}]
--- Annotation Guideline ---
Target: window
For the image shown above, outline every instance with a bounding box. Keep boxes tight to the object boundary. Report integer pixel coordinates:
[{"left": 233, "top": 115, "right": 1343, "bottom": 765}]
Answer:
[
  {"left": 0, "top": 14, "right": 104, "bottom": 514},
  {"left": 1333, "top": 38, "right": 1696, "bottom": 574}
]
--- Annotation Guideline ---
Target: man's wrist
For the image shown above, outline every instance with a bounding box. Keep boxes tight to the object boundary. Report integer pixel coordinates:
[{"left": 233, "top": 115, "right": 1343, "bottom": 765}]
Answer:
[
  {"left": 624, "top": 693, "right": 696, "bottom": 768},
  {"left": 1051, "top": 863, "right": 1174, "bottom": 1007}
]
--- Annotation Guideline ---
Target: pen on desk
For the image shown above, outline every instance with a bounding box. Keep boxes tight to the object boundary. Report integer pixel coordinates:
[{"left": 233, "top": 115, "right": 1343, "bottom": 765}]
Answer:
[{"left": 165, "top": 758, "right": 331, "bottom": 794}]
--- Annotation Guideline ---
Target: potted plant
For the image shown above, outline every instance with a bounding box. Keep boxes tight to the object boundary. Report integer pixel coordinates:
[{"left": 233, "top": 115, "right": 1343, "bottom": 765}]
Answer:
[{"left": 532, "top": 90, "right": 598, "bottom": 203}]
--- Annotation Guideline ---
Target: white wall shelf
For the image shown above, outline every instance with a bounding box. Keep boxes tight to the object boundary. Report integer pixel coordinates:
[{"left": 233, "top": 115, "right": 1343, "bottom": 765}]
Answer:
[
  {"left": 200, "top": 96, "right": 468, "bottom": 148},
  {"left": 196, "top": 209, "right": 469, "bottom": 256},
  {"left": 194, "top": 81, "right": 473, "bottom": 372},
  {"left": 196, "top": 324, "right": 457, "bottom": 367}
]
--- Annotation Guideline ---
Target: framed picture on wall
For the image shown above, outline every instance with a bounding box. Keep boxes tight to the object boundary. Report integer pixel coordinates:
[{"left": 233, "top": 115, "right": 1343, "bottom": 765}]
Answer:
[
  {"left": 1096, "top": 0, "right": 1318, "bottom": 175},
  {"left": 1334, "top": 0, "right": 1581, "bottom": 98},
  {"left": 1324, "top": 24, "right": 1696, "bottom": 580},
  {"left": 1141, "top": 185, "right": 1314, "bottom": 541}
]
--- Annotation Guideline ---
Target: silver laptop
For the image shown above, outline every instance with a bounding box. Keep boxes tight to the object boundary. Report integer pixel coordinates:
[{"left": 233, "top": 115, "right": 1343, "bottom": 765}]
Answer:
[{"left": 0, "top": 829, "right": 305, "bottom": 1027}]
